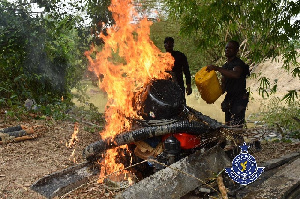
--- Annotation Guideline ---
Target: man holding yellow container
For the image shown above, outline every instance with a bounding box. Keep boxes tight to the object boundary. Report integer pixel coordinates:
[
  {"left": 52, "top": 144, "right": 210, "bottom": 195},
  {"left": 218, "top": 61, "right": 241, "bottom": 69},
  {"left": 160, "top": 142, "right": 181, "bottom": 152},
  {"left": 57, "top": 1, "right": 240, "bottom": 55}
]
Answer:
[{"left": 206, "top": 40, "right": 250, "bottom": 127}]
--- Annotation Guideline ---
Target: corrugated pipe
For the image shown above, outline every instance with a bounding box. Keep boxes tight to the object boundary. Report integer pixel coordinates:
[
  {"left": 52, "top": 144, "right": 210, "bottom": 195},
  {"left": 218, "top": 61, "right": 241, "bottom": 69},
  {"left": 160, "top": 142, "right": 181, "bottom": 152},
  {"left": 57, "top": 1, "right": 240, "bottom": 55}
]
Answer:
[{"left": 83, "top": 120, "right": 218, "bottom": 161}]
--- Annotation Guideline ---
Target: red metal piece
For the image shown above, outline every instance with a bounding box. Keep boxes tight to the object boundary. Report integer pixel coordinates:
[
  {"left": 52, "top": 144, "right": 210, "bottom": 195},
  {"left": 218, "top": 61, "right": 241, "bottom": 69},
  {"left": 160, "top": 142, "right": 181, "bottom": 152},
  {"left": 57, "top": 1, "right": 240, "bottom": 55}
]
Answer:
[{"left": 162, "top": 133, "right": 201, "bottom": 150}]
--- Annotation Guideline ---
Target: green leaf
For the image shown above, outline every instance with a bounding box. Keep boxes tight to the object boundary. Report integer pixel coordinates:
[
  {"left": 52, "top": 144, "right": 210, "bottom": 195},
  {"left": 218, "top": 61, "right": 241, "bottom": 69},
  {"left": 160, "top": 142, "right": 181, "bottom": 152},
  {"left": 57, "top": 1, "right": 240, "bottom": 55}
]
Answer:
[{"left": 282, "top": 90, "right": 298, "bottom": 104}]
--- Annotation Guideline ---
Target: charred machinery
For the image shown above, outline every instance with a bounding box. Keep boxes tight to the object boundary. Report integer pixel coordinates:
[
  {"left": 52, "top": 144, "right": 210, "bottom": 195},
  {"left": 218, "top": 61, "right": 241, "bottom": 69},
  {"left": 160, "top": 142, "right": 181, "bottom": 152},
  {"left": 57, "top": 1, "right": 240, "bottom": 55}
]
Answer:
[
  {"left": 83, "top": 79, "right": 224, "bottom": 176},
  {"left": 31, "top": 79, "right": 226, "bottom": 199}
]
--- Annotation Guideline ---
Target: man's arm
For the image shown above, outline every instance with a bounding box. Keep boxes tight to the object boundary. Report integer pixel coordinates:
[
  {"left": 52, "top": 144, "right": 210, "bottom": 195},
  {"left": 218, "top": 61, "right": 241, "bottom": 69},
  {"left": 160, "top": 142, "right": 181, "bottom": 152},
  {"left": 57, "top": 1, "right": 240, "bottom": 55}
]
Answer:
[
  {"left": 207, "top": 65, "right": 243, "bottom": 79},
  {"left": 182, "top": 54, "right": 192, "bottom": 95}
]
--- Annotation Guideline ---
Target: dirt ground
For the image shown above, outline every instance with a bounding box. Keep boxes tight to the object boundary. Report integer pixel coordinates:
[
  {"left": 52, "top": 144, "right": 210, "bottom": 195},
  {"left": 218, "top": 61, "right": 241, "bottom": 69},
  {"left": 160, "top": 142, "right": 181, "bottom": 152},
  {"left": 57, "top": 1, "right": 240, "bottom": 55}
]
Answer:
[
  {"left": 0, "top": 118, "right": 103, "bottom": 199},
  {"left": 0, "top": 56, "right": 299, "bottom": 199},
  {"left": 0, "top": 115, "right": 299, "bottom": 199}
]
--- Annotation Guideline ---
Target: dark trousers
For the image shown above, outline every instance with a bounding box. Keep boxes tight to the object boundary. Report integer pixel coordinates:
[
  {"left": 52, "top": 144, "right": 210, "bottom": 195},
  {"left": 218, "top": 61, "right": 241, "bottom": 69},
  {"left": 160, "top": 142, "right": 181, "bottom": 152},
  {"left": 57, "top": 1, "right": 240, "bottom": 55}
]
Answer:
[
  {"left": 222, "top": 93, "right": 249, "bottom": 127},
  {"left": 180, "top": 86, "right": 186, "bottom": 104}
]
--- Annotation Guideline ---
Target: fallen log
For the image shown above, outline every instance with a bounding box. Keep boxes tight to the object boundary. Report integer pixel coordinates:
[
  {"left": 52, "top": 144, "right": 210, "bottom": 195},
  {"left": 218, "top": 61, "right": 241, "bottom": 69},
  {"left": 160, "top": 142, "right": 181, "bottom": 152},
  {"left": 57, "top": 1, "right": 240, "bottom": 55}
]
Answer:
[
  {"left": 21, "top": 126, "right": 35, "bottom": 134},
  {"left": 31, "top": 162, "right": 100, "bottom": 199},
  {"left": 116, "top": 145, "right": 231, "bottom": 199},
  {"left": 0, "top": 135, "right": 36, "bottom": 145}
]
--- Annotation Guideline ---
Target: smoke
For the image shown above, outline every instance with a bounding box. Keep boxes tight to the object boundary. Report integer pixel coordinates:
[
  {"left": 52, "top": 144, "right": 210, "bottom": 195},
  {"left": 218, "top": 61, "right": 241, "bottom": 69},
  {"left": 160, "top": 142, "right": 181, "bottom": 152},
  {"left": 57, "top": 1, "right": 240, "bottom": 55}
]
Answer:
[{"left": 25, "top": 31, "right": 67, "bottom": 96}]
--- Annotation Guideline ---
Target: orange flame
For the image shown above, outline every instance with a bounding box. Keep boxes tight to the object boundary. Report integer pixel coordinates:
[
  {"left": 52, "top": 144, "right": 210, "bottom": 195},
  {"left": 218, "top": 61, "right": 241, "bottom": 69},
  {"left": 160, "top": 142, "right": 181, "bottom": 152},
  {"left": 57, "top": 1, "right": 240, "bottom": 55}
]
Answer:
[
  {"left": 69, "top": 149, "right": 77, "bottom": 163},
  {"left": 85, "top": 0, "right": 174, "bottom": 181},
  {"left": 66, "top": 122, "right": 79, "bottom": 148},
  {"left": 128, "top": 177, "right": 133, "bottom": 185}
]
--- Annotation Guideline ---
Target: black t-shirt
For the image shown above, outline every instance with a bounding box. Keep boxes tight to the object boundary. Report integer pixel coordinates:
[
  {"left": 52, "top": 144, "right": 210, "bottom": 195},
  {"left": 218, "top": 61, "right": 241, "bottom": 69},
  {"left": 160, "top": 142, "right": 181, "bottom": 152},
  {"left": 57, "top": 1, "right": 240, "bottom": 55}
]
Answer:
[
  {"left": 170, "top": 51, "right": 191, "bottom": 91},
  {"left": 222, "top": 57, "right": 249, "bottom": 98}
]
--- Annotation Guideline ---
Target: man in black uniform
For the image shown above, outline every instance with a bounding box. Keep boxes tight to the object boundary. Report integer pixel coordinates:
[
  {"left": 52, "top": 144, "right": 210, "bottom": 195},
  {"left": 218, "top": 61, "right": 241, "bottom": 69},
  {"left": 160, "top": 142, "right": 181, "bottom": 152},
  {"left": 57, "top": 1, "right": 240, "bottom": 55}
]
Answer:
[
  {"left": 207, "top": 40, "right": 250, "bottom": 127},
  {"left": 164, "top": 37, "right": 192, "bottom": 100}
]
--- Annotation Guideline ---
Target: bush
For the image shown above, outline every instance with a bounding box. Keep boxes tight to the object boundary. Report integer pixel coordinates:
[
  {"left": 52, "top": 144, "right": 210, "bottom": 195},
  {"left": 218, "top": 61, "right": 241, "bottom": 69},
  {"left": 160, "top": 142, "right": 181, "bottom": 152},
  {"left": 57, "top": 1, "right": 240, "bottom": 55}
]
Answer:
[
  {"left": 0, "top": 2, "right": 89, "bottom": 107},
  {"left": 257, "top": 97, "right": 300, "bottom": 139}
]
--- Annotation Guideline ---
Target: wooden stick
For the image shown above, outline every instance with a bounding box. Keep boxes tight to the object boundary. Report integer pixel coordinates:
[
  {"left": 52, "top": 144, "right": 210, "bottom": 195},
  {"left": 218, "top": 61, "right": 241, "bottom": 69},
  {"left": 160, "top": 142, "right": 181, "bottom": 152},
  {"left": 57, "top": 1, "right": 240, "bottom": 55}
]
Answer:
[
  {"left": 217, "top": 175, "right": 228, "bottom": 199},
  {"left": 21, "top": 125, "right": 42, "bottom": 134},
  {"left": 0, "top": 135, "right": 36, "bottom": 145},
  {"left": 24, "top": 127, "right": 35, "bottom": 134}
]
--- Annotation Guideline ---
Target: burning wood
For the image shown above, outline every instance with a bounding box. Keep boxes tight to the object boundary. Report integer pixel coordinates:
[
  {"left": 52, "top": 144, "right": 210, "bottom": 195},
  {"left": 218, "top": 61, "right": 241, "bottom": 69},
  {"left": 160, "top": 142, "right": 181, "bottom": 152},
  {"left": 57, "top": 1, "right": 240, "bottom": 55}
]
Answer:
[
  {"left": 81, "top": 78, "right": 225, "bottom": 162},
  {"left": 28, "top": 0, "right": 298, "bottom": 197},
  {"left": 83, "top": 119, "right": 220, "bottom": 161},
  {"left": 84, "top": 0, "right": 175, "bottom": 178},
  {"left": 66, "top": 122, "right": 79, "bottom": 148}
]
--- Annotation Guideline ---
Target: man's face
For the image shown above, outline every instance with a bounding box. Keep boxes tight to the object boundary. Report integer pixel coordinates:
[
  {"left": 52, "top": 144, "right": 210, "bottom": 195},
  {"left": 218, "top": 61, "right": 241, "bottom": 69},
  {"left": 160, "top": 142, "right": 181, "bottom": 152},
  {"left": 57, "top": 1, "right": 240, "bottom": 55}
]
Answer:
[
  {"left": 164, "top": 41, "right": 174, "bottom": 52},
  {"left": 225, "top": 42, "right": 238, "bottom": 58}
]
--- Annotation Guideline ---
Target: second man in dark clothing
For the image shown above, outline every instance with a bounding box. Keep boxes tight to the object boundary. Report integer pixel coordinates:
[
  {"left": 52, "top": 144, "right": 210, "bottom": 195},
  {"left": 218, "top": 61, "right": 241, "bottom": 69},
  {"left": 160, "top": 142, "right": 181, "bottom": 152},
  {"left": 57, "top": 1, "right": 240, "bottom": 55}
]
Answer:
[{"left": 164, "top": 37, "right": 192, "bottom": 100}]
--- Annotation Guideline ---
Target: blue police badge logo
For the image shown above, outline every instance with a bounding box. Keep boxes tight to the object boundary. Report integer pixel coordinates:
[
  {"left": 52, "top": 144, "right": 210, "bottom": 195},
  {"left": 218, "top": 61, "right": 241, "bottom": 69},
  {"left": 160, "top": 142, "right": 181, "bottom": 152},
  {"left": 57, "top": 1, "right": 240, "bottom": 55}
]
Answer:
[{"left": 225, "top": 142, "right": 264, "bottom": 185}]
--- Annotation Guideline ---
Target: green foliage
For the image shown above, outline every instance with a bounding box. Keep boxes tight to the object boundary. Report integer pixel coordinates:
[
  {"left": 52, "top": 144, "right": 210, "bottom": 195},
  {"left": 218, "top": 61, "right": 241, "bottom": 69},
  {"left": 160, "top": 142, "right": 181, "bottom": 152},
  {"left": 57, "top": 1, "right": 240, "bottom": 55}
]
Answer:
[
  {"left": 36, "top": 100, "right": 103, "bottom": 123},
  {"left": 71, "top": 103, "right": 105, "bottom": 124},
  {"left": 258, "top": 77, "right": 270, "bottom": 99},
  {"left": 163, "top": 0, "right": 299, "bottom": 64},
  {"left": 257, "top": 98, "right": 300, "bottom": 139},
  {"left": 85, "top": 0, "right": 113, "bottom": 25},
  {"left": 162, "top": 0, "right": 300, "bottom": 101},
  {"left": 0, "top": 1, "right": 90, "bottom": 107},
  {"left": 282, "top": 90, "right": 298, "bottom": 105},
  {"left": 2, "top": 106, "right": 28, "bottom": 121},
  {"left": 38, "top": 100, "right": 73, "bottom": 120},
  {"left": 35, "top": 0, "right": 114, "bottom": 25},
  {"left": 150, "top": 19, "right": 214, "bottom": 82},
  {"left": 2, "top": 98, "right": 105, "bottom": 129}
]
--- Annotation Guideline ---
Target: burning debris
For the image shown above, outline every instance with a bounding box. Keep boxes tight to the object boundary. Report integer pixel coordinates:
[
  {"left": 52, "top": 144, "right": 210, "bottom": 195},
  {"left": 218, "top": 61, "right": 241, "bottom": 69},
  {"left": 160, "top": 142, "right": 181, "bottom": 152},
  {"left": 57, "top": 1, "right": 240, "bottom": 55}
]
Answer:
[
  {"left": 84, "top": 0, "right": 175, "bottom": 182},
  {"left": 82, "top": 79, "right": 226, "bottom": 177},
  {"left": 30, "top": 78, "right": 231, "bottom": 198},
  {"left": 66, "top": 122, "right": 79, "bottom": 149},
  {"left": 30, "top": 0, "right": 243, "bottom": 198}
]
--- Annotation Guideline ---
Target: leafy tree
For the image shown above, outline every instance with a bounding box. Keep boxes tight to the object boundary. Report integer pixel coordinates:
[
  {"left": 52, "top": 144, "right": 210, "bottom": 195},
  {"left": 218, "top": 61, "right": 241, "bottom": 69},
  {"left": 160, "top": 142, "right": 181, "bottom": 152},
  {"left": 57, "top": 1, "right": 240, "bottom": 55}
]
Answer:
[
  {"left": 162, "top": 0, "right": 299, "bottom": 100},
  {"left": 0, "top": 1, "right": 89, "bottom": 106},
  {"left": 150, "top": 20, "right": 208, "bottom": 76},
  {"left": 34, "top": 0, "right": 113, "bottom": 45}
]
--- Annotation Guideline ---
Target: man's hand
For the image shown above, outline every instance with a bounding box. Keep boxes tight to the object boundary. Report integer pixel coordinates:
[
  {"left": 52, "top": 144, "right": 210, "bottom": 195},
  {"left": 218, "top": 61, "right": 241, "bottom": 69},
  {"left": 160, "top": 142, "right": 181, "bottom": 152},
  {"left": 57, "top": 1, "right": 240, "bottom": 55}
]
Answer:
[
  {"left": 186, "top": 84, "right": 192, "bottom": 95},
  {"left": 206, "top": 65, "right": 219, "bottom": 72}
]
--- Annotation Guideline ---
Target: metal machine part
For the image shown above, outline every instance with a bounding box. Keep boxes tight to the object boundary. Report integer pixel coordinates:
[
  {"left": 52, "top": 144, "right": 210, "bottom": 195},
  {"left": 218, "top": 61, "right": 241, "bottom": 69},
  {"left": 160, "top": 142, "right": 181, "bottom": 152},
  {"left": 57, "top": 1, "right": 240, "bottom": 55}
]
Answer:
[{"left": 142, "top": 79, "right": 185, "bottom": 120}]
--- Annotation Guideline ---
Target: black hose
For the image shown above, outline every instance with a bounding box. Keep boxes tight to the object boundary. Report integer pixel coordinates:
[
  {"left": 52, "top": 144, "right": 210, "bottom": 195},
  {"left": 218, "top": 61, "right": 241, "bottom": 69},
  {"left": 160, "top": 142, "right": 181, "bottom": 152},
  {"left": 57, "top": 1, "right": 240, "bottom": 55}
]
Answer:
[
  {"left": 6, "top": 130, "right": 27, "bottom": 137},
  {"left": 0, "top": 125, "right": 23, "bottom": 133},
  {"left": 185, "top": 106, "right": 224, "bottom": 129},
  {"left": 83, "top": 120, "right": 214, "bottom": 161}
]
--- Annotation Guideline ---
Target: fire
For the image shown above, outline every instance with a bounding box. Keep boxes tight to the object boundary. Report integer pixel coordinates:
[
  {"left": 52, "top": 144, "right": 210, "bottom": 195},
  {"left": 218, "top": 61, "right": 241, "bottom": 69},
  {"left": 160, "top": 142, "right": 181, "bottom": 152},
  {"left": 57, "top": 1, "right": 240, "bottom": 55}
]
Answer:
[
  {"left": 85, "top": 0, "right": 174, "bottom": 182},
  {"left": 69, "top": 149, "right": 77, "bottom": 163},
  {"left": 127, "top": 176, "right": 134, "bottom": 186},
  {"left": 66, "top": 122, "right": 79, "bottom": 148}
]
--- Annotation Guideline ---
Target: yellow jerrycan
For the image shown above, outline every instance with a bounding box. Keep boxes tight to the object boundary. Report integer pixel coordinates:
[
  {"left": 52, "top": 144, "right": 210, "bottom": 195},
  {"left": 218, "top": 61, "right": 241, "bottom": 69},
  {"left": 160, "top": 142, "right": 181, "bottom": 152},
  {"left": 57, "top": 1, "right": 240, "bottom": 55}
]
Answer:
[{"left": 195, "top": 66, "right": 222, "bottom": 104}]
